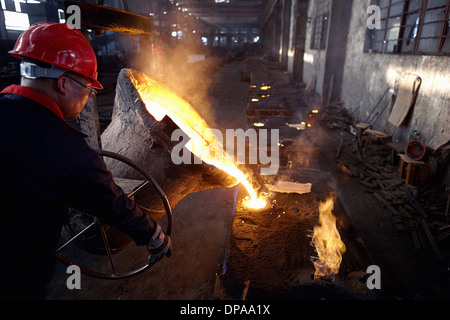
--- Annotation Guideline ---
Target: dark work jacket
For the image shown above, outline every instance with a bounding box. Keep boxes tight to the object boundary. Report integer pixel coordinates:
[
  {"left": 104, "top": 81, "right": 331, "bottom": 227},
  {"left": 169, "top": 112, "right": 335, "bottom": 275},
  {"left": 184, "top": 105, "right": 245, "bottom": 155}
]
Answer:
[{"left": 0, "top": 85, "right": 157, "bottom": 299}]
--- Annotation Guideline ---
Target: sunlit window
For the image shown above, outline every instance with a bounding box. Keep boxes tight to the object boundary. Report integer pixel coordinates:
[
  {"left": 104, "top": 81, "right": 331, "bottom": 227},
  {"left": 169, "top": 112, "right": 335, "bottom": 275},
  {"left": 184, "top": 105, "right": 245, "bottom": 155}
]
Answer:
[
  {"left": 1, "top": 0, "right": 33, "bottom": 31},
  {"left": 365, "top": 0, "right": 450, "bottom": 55},
  {"left": 310, "top": 0, "right": 330, "bottom": 50},
  {"left": 4, "top": 10, "right": 30, "bottom": 30}
]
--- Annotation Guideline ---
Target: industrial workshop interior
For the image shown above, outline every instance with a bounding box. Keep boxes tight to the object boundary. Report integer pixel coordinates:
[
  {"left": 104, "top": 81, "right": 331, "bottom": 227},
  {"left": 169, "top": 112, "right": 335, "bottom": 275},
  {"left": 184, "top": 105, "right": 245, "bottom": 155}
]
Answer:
[{"left": 0, "top": 0, "right": 450, "bottom": 305}]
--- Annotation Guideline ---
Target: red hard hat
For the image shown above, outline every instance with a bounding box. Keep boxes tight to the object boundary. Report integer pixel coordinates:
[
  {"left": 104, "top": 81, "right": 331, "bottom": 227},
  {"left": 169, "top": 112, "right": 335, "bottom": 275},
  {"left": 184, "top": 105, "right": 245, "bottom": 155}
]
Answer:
[{"left": 9, "top": 22, "right": 103, "bottom": 89}]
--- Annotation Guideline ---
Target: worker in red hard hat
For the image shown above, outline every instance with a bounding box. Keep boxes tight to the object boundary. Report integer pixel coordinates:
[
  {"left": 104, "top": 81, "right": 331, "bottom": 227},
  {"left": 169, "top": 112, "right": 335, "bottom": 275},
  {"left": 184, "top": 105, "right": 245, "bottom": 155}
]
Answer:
[
  {"left": 0, "top": 22, "right": 171, "bottom": 300},
  {"left": 7, "top": 21, "right": 103, "bottom": 120}
]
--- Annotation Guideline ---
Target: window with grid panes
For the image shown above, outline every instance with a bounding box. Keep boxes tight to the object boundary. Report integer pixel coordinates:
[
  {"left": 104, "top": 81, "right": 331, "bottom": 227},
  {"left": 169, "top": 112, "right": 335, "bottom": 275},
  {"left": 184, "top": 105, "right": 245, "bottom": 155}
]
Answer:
[
  {"left": 310, "top": 0, "right": 330, "bottom": 50},
  {"left": 365, "top": 0, "right": 450, "bottom": 55}
]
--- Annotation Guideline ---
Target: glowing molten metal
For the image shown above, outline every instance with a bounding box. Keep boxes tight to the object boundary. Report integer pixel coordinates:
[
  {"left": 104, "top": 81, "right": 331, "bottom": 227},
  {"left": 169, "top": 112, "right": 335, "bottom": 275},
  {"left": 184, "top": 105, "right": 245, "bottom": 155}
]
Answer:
[
  {"left": 311, "top": 198, "right": 346, "bottom": 281},
  {"left": 131, "top": 73, "right": 266, "bottom": 210}
]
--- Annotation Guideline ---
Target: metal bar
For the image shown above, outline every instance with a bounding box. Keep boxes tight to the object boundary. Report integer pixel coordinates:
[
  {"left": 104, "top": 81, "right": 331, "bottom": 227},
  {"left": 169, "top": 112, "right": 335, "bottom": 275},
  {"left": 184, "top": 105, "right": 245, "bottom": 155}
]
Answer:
[
  {"left": 414, "top": 0, "right": 428, "bottom": 54},
  {"left": 127, "top": 181, "right": 150, "bottom": 198},
  {"left": 396, "top": 0, "right": 411, "bottom": 53},
  {"left": 381, "top": 0, "right": 393, "bottom": 53},
  {"left": 55, "top": 219, "right": 98, "bottom": 253},
  {"left": 241, "top": 280, "right": 250, "bottom": 300},
  {"left": 438, "top": 3, "right": 450, "bottom": 53},
  {"left": 364, "top": 87, "right": 391, "bottom": 123}
]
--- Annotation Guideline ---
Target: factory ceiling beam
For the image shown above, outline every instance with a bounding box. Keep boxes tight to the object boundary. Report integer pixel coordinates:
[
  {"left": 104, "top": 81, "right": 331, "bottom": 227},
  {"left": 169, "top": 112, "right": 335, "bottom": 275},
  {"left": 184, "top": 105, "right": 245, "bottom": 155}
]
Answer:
[
  {"left": 259, "top": 0, "right": 278, "bottom": 27},
  {"left": 175, "top": 0, "right": 263, "bottom": 27},
  {"left": 73, "top": 2, "right": 154, "bottom": 35}
]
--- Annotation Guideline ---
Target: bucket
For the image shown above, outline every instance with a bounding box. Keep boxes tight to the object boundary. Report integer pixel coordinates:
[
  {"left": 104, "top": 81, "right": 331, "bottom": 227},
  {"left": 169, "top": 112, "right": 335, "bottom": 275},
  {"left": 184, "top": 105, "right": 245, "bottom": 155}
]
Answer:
[{"left": 405, "top": 140, "right": 427, "bottom": 161}]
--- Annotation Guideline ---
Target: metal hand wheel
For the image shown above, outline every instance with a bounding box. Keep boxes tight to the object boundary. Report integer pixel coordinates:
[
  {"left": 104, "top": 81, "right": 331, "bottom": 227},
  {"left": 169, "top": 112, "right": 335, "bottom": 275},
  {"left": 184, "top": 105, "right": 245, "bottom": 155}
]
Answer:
[{"left": 55, "top": 149, "right": 173, "bottom": 280}]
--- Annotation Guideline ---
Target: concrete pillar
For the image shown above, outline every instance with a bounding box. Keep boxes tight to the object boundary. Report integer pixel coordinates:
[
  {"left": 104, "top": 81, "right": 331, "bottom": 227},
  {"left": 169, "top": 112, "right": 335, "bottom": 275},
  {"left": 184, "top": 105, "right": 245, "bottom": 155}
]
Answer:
[
  {"left": 208, "top": 27, "right": 215, "bottom": 47},
  {"left": 278, "top": 0, "right": 285, "bottom": 64},
  {"left": 227, "top": 32, "right": 232, "bottom": 50},
  {"left": 0, "top": 9, "right": 8, "bottom": 40},
  {"left": 287, "top": 0, "right": 298, "bottom": 75},
  {"left": 293, "top": 0, "right": 308, "bottom": 81},
  {"left": 280, "top": 0, "right": 293, "bottom": 71}
]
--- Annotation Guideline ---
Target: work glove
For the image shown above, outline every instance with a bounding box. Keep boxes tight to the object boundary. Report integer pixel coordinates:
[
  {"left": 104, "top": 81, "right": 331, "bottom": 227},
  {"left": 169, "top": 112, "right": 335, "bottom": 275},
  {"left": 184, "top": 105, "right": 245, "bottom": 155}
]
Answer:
[{"left": 147, "top": 224, "right": 172, "bottom": 266}]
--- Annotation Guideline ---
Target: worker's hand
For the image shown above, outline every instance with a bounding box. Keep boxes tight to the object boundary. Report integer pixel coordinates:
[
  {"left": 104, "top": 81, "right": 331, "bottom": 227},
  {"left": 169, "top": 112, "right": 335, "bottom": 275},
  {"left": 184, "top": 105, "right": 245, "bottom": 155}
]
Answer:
[{"left": 147, "top": 224, "right": 172, "bottom": 266}]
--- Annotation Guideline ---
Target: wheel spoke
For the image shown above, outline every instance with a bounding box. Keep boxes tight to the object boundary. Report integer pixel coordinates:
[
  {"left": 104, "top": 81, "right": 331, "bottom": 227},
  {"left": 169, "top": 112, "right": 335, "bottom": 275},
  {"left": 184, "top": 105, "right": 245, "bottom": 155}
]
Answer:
[
  {"left": 55, "top": 219, "right": 98, "bottom": 253},
  {"left": 99, "top": 222, "right": 117, "bottom": 276},
  {"left": 127, "top": 180, "right": 150, "bottom": 198}
]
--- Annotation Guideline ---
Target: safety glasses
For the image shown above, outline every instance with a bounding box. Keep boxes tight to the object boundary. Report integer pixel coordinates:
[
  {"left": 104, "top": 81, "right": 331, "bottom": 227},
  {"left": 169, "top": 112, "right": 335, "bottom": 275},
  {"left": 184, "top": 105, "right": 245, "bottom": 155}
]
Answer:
[{"left": 64, "top": 74, "right": 97, "bottom": 98}]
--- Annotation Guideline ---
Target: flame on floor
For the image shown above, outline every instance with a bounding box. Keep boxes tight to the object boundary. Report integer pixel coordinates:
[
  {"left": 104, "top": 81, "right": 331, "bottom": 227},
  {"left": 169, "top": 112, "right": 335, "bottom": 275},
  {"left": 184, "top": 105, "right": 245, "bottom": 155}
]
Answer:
[{"left": 311, "top": 198, "right": 346, "bottom": 281}]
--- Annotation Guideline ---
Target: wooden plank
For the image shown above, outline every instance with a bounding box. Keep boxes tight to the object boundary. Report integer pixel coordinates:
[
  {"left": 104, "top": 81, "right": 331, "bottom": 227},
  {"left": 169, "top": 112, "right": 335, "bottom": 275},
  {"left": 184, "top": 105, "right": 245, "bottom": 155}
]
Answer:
[
  {"left": 420, "top": 219, "right": 442, "bottom": 260},
  {"left": 411, "top": 229, "right": 421, "bottom": 250},
  {"left": 406, "top": 189, "right": 428, "bottom": 218},
  {"left": 373, "top": 192, "right": 401, "bottom": 216},
  {"left": 387, "top": 73, "right": 421, "bottom": 127},
  {"left": 399, "top": 153, "right": 425, "bottom": 165}
]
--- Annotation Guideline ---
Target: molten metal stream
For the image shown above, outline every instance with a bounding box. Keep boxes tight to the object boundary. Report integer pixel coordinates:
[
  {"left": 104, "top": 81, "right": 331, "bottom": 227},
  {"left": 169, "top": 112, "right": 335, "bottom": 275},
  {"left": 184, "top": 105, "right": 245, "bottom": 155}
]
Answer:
[{"left": 131, "top": 73, "right": 266, "bottom": 210}]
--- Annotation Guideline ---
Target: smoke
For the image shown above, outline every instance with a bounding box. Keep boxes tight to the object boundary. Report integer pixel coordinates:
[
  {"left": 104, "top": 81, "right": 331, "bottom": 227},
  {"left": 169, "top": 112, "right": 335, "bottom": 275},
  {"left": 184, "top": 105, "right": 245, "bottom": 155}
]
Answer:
[{"left": 135, "top": 35, "right": 220, "bottom": 129}]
